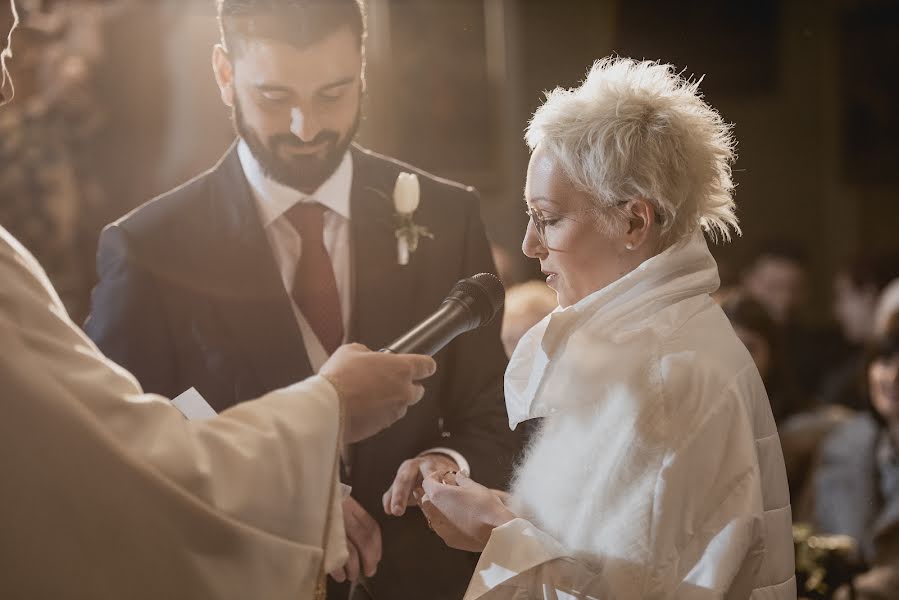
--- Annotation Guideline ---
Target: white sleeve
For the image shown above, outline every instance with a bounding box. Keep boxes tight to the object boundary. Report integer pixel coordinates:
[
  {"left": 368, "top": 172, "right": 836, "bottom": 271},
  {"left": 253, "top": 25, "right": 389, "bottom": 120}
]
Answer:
[{"left": 0, "top": 228, "right": 347, "bottom": 596}]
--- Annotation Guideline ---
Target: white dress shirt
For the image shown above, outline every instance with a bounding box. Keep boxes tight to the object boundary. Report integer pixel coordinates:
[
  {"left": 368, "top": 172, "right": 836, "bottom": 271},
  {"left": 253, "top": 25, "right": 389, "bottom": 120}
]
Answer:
[
  {"left": 237, "top": 140, "right": 470, "bottom": 475},
  {"left": 238, "top": 140, "right": 353, "bottom": 374}
]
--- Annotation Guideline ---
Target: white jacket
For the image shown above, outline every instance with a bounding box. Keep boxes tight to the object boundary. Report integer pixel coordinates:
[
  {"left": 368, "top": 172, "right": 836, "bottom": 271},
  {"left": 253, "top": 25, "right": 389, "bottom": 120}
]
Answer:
[
  {"left": 0, "top": 225, "right": 346, "bottom": 599},
  {"left": 466, "top": 233, "right": 796, "bottom": 599}
]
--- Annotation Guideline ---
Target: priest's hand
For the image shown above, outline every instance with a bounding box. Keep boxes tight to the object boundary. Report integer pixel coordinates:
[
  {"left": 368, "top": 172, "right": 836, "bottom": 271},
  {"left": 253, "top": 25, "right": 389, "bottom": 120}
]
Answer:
[
  {"left": 320, "top": 344, "right": 436, "bottom": 443},
  {"left": 329, "top": 496, "right": 382, "bottom": 584},
  {"left": 418, "top": 472, "right": 516, "bottom": 552},
  {"left": 382, "top": 453, "right": 460, "bottom": 516}
]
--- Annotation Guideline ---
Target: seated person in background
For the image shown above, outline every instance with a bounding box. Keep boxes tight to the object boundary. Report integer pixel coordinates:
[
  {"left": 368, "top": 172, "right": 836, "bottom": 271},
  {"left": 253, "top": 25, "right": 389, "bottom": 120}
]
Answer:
[
  {"left": 721, "top": 292, "right": 807, "bottom": 424},
  {"left": 874, "top": 278, "right": 899, "bottom": 341},
  {"left": 819, "top": 254, "right": 899, "bottom": 410},
  {"left": 815, "top": 312, "right": 899, "bottom": 599},
  {"left": 500, "top": 280, "right": 557, "bottom": 358},
  {"left": 742, "top": 240, "right": 845, "bottom": 399}
]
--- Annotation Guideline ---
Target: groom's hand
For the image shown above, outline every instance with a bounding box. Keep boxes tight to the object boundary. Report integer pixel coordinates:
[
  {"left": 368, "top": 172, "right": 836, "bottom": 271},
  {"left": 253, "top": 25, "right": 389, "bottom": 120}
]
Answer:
[
  {"left": 382, "top": 453, "right": 459, "bottom": 516},
  {"left": 330, "top": 496, "right": 381, "bottom": 583}
]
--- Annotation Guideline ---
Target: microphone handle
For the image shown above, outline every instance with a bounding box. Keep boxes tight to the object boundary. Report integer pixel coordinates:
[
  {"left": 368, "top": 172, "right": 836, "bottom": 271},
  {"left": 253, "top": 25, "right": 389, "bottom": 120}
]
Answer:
[{"left": 383, "top": 299, "right": 477, "bottom": 356}]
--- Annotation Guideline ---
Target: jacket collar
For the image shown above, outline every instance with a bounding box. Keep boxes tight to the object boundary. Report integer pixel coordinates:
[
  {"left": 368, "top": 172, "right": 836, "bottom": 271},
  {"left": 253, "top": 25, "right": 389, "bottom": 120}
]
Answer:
[
  {"left": 505, "top": 231, "right": 721, "bottom": 428},
  {"left": 236, "top": 139, "right": 353, "bottom": 226},
  {"left": 346, "top": 144, "right": 419, "bottom": 346}
]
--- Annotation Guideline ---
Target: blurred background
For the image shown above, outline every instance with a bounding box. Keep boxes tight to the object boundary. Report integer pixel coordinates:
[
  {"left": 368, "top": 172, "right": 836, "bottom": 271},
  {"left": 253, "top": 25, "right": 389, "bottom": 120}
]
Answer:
[
  {"left": 4, "top": 1, "right": 899, "bottom": 596},
  {"left": 4, "top": 0, "right": 897, "bottom": 324}
]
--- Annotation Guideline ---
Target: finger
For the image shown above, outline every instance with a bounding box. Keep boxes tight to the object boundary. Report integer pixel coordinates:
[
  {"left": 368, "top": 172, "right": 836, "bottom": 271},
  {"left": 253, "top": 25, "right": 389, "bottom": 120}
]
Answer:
[
  {"left": 389, "top": 460, "right": 420, "bottom": 516},
  {"left": 409, "top": 382, "right": 425, "bottom": 405},
  {"left": 382, "top": 488, "right": 393, "bottom": 515},
  {"left": 346, "top": 500, "right": 383, "bottom": 556},
  {"left": 330, "top": 567, "right": 346, "bottom": 583},
  {"left": 409, "top": 485, "right": 425, "bottom": 507},
  {"left": 421, "top": 472, "right": 446, "bottom": 497},
  {"left": 404, "top": 354, "right": 437, "bottom": 380},
  {"left": 345, "top": 540, "right": 361, "bottom": 583},
  {"left": 347, "top": 506, "right": 382, "bottom": 577},
  {"left": 454, "top": 472, "right": 481, "bottom": 489},
  {"left": 419, "top": 496, "right": 440, "bottom": 524}
]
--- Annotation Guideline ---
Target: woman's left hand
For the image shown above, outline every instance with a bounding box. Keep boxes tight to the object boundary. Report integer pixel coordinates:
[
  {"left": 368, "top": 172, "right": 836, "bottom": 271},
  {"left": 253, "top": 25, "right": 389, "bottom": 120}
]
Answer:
[{"left": 417, "top": 471, "right": 517, "bottom": 552}]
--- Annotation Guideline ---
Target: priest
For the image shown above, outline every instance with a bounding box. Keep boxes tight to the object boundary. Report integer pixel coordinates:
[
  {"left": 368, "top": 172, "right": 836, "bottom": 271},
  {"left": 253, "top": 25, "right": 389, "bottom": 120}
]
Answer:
[{"left": 0, "top": 2, "right": 435, "bottom": 598}]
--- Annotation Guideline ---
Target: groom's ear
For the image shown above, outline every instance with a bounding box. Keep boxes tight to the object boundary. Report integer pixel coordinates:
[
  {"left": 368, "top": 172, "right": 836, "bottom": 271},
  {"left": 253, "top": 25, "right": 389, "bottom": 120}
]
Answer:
[{"left": 212, "top": 44, "right": 235, "bottom": 108}]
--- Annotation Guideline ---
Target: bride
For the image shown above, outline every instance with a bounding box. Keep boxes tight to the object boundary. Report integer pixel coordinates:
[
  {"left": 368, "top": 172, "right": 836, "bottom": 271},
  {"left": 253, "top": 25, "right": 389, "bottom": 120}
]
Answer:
[{"left": 418, "top": 58, "right": 796, "bottom": 599}]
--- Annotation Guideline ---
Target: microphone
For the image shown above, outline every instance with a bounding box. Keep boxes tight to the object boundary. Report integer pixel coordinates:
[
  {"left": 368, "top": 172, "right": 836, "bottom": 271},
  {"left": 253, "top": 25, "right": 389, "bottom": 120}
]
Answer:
[{"left": 382, "top": 273, "right": 505, "bottom": 356}]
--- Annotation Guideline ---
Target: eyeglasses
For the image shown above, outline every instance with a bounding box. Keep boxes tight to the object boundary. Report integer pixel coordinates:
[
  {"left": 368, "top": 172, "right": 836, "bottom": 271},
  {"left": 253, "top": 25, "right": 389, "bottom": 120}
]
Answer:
[
  {"left": 525, "top": 201, "right": 665, "bottom": 247},
  {"left": 524, "top": 205, "right": 588, "bottom": 247}
]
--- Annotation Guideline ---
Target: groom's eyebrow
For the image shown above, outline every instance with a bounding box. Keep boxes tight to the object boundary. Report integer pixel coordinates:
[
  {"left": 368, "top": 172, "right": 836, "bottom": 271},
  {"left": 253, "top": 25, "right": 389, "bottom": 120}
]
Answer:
[
  {"left": 317, "top": 76, "right": 357, "bottom": 93},
  {"left": 255, "top": 83, "right": 292, "bottom": 93}
]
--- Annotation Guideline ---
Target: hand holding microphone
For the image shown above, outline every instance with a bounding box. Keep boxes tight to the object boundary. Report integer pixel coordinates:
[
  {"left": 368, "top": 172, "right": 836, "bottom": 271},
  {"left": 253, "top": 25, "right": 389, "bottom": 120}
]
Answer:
[
  {"left": 320, "top": 273, "right": 505, "bottom": 444},
  {"left": 320, "top": 344, "right": 436, "bottom": 443}
]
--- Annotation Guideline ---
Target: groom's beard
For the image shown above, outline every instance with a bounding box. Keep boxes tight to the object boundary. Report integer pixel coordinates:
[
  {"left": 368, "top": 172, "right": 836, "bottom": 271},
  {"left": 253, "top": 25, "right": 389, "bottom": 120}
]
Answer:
[{"left": 233, "top": 97, "right": 360, "bottom": 194}]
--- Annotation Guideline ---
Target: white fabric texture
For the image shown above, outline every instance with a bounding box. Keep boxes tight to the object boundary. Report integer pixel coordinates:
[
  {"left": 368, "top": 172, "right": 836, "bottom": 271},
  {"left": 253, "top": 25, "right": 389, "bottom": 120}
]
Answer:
[
  {"left": 0, "top": 225, "right": 347, "bottom": 599},
  {"left": 467, "top": 232, "right": 795, "bottom": 600}
]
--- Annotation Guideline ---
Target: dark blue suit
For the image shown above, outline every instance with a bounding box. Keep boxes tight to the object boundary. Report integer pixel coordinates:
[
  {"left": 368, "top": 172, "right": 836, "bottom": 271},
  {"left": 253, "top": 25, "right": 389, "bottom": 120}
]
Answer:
[{"left": 85, "top": 142, "right": 521, "bottom": 600}]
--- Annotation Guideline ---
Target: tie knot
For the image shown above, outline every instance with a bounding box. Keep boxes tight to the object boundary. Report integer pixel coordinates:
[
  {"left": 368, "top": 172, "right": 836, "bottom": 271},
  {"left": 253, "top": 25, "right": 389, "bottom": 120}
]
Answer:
[{"left": 285, "top": 202, "right": 327, "bottom": 241}]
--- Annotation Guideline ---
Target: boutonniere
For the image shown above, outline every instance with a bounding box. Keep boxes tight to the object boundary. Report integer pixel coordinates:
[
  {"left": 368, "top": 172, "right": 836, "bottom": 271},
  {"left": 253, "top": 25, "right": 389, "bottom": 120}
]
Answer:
[{"left": 391, "top": 172, "right": 433, "bottom": 265}]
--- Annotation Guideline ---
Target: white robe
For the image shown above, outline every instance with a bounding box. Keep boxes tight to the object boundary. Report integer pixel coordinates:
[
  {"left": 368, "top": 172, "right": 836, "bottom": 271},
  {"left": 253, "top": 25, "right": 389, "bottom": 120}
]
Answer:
[
  {"left": 466, "top": 233, "right": 796, "bottom": 600},
  {"left": 0, "top": 225, "right": 347, "bottom": 599}
]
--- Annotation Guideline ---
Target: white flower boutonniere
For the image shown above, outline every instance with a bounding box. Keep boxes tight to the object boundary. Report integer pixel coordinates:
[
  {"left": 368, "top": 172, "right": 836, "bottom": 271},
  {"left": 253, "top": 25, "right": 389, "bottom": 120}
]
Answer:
[{"left": 392, "top": 172, "right": 433, "bottom": 265}]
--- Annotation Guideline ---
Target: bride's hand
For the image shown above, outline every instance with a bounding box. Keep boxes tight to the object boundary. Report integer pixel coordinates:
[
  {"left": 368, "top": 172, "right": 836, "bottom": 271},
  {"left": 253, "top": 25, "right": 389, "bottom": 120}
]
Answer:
[{"left": 417, "top": 471, "right": 517, "bottom": 552}]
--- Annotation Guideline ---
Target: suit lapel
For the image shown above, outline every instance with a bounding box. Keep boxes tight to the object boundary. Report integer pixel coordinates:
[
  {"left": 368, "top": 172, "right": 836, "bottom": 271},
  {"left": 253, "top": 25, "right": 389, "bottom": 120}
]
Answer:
[
  {"left": 349, "top": 146, "right": 419, "bottom": 350},
  {"left": 202, "top": 144, "right": 313, "bottom": 397}
]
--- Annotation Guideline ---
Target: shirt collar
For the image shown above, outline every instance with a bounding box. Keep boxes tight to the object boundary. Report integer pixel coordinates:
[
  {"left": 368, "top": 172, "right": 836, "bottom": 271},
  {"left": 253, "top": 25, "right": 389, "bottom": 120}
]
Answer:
[{"left": 237, "top": 139, "right": 353, "bottom": 227}]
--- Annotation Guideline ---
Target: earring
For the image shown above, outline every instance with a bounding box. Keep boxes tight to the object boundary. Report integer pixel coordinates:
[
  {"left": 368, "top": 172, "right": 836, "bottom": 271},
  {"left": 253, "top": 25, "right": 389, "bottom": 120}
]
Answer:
[{"left": 625, "top": 243, "right": 634, "bottom": 250}]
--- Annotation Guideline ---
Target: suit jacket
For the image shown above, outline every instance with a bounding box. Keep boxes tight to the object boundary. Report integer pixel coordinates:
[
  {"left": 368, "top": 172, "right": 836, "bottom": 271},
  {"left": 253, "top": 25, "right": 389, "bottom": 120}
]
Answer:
[
  {"left": 85, "top": 143, "right": 520, "bottom": 599},
  {"left": 1, "top": 225, "right": 345, "bottom": 599}
]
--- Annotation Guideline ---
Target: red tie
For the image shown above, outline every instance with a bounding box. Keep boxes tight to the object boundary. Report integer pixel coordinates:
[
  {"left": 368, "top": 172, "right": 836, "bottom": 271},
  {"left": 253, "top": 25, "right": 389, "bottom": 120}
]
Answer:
[{"left": 284, "top": 202, "right": 344, "bottom": 355}]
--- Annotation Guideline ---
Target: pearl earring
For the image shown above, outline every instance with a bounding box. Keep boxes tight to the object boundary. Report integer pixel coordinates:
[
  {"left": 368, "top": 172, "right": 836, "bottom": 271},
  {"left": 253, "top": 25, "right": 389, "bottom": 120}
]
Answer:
[{"left": 625, "top": 243, "right": 634, "bottom": 250}]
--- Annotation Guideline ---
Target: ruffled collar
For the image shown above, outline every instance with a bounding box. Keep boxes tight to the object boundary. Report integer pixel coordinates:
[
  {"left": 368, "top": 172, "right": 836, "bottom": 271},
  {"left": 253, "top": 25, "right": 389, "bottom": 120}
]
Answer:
[{"left": 504, "top": 231, "right": 720, "bottom": 429}]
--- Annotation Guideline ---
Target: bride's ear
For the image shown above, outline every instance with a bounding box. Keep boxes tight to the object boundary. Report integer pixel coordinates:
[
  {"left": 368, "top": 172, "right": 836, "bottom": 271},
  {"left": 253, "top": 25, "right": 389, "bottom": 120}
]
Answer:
[
  {"left": 212, "top": 44, "right": 235, "bottom": 108},
  {"left": 623, "top": 198, "right": 656, "bottom": 251}
]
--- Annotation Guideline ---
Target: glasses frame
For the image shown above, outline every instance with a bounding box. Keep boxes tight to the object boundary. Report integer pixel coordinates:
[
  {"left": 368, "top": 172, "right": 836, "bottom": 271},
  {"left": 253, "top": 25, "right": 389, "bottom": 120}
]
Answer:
[
  {"left": 524, "top": 205, "right": 592, "bottom": 247},
  {"left": 525, "top": 201, "right": 666, "bottom": 247}
]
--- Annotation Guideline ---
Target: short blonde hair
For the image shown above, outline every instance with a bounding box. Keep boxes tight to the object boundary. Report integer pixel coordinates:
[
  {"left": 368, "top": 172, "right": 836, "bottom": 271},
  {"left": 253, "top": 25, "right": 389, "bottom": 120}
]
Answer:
[{"left": 526, "top": 57, "right": 739, "bottom": 247}]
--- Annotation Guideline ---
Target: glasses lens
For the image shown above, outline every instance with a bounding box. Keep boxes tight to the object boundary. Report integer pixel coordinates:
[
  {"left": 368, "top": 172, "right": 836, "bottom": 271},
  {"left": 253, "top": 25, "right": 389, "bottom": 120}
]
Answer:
[{"left": 526, "top": 207, "right": 546, "bottom": 245}]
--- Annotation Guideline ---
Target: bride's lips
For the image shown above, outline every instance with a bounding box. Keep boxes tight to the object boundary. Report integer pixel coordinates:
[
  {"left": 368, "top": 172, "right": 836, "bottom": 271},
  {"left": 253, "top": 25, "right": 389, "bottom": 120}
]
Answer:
[{"left": 542, "top": 270, "right": 558, "bottom": 286}]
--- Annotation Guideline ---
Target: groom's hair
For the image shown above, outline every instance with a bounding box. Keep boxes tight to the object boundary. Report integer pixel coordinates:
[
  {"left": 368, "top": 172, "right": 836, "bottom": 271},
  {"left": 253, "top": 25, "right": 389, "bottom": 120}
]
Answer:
[{"left": 217, "top": 0, "right": 366, "bottom": 56}]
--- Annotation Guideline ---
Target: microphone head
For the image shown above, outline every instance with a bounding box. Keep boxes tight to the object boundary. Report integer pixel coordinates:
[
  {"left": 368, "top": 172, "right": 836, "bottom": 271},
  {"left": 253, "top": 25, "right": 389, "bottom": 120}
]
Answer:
[{"left": 448, "top": 273, "right": 505, "bottom": 326}]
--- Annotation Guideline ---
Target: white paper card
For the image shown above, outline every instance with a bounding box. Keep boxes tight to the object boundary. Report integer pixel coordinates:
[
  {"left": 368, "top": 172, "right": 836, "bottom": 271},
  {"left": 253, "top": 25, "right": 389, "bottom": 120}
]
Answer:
[{"left": 172, "top": 387, "right": 217, "bottom": 421}]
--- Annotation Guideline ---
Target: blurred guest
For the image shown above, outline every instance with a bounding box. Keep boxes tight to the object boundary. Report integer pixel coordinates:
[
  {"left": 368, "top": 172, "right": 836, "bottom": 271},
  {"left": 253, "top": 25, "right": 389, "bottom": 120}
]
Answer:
[
  {"left": 874, "top": 278, "right": 899, "bottom": 339},
  {"left": 84, "top": 1, "right": 519, "bottom": 598},
  {"left": 819, "top": 254, "right": 899, "bottom": 410},
  {"left": 0, "top": 0, "right": 112, "bottom": 319},
  {"left": 500, "top": 280, "right": 556, "bottom": 357},
  {"left": 742, "top": 239, "right": 808, "bottom": 326},
  {"left": 743, "top": 240, "right": 844, "bottom": 401},
  {"left": 721, "top": 292, "right": 807, "bottom": 423},
  {"left": 814, "top": 312, "right": 899, "bottom": 599},
  {"left": 419, "top": 58, "right": 794, "bottom": 599}
]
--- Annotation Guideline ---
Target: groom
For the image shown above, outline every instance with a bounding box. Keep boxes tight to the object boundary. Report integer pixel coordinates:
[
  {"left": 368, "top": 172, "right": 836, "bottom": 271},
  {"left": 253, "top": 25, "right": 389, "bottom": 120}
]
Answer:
[{"left": 84, "top": 1, "right": 519, "bottom": 599}]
